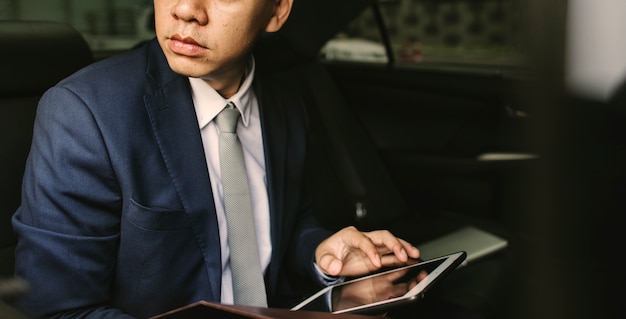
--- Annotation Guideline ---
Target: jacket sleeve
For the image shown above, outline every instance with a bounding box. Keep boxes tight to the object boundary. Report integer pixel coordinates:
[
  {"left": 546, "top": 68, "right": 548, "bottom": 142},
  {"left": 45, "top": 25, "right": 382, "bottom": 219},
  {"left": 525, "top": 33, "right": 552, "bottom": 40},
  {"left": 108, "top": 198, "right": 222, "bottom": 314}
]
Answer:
[{"left": 12, "top": 86, "right": 130, "bottom": 318}]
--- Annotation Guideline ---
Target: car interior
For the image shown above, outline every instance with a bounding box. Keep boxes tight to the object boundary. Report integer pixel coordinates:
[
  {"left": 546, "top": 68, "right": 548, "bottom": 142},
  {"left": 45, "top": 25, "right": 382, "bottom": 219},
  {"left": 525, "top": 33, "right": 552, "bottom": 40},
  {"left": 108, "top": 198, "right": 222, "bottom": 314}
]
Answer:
[
  {"left": 0, "top": 20, "right": 94, "bottom": 276},
  {"left": 1, "top": 0, "right": 624, "bottom": 318}
]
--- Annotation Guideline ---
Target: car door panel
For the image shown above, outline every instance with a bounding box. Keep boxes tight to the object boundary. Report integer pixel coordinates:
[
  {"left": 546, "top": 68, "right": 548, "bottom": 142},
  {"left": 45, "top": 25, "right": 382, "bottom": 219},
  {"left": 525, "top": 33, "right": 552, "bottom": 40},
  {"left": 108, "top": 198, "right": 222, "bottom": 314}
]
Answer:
[{"left": 325, "top": 63, "right": 535, "bottom": 222}]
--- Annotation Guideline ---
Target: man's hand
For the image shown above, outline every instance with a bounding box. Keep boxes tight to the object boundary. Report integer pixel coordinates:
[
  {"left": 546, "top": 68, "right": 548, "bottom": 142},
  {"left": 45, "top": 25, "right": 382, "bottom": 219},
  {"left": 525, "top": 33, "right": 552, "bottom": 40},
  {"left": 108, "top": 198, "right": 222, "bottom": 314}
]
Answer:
[{"left": 315, "top": 226, "right": 420, "bottom": 277}]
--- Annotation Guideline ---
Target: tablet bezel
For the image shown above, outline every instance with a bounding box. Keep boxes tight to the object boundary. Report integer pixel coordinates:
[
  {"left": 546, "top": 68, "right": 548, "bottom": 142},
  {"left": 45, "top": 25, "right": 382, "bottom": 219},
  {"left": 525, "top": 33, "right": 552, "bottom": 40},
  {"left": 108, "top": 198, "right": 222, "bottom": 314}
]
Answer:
[{"left": 291, "top": 251, "right": 467, "bottom": 315}]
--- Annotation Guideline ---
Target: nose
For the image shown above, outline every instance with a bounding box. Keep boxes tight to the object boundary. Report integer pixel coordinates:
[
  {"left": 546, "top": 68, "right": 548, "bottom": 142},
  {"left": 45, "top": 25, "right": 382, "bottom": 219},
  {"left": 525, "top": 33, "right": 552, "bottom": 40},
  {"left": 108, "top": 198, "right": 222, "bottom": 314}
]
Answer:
[{"left": 171, "top": 0, "right": 208, "bottom": 25}]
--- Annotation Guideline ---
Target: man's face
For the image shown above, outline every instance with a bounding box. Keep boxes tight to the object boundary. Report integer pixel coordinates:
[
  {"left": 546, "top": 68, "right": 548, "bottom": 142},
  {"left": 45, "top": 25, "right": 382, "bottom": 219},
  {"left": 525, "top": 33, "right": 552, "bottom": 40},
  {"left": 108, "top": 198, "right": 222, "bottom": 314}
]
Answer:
[{"left": 154, "top": 0, "right": 277, "bottom": 81}]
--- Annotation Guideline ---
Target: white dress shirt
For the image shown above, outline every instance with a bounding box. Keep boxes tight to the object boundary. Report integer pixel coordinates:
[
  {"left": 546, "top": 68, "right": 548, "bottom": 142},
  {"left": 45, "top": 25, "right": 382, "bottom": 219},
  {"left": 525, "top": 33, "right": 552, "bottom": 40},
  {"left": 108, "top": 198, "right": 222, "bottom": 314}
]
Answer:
[
  {"left": 189, "top": 58, "right": 271, "bottom": 304},
  {"left": 190, "top": 58, "right": 341, "bottom": 305}
]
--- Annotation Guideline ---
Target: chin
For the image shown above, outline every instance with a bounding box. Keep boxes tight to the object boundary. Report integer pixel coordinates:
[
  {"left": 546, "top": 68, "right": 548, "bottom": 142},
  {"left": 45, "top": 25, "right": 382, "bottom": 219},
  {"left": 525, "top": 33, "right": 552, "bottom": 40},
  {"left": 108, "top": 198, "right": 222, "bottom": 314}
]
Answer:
[{"left": 166, "top": 57, "right": 211, "bottom": 78}]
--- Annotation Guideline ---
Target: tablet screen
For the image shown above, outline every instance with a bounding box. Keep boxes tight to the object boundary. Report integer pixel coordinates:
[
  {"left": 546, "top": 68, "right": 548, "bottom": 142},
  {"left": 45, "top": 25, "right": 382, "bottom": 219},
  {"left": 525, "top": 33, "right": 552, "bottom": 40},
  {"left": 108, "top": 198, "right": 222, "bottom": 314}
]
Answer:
[{"left": 292, "top": 251, "right": 466, "bottom": 314}]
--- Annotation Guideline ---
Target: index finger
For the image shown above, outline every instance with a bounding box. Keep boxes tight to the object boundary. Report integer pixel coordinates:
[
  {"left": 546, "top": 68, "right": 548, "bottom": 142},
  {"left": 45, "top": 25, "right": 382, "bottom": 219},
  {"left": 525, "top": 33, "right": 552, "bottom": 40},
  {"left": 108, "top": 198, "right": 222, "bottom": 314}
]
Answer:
[{"left": 365, "top": 230, "right": 420, "bottom": 262}]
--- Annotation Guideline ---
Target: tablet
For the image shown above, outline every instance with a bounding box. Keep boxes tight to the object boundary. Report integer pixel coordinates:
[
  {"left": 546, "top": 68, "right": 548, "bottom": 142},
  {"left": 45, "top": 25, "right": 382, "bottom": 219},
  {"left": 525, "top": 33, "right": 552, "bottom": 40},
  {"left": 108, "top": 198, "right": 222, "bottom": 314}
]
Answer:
[{"left": 291, "top": 251, "right": 466, "bottom": 315}]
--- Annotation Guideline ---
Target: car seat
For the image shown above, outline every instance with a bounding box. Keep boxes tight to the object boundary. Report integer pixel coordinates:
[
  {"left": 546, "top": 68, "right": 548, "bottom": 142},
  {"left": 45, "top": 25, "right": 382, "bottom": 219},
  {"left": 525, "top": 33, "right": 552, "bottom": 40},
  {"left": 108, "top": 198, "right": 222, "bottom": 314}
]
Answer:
[{"left": 0, "top": 20, "right": 93, "bottom": 279}]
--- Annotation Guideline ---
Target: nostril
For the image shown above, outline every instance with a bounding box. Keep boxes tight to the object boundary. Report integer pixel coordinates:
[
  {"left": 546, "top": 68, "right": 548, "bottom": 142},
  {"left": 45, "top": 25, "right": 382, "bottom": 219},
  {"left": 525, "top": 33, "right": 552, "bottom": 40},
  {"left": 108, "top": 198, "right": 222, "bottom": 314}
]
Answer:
[{"left": 170, "top": 3, "right": 208, "bottom": 25}]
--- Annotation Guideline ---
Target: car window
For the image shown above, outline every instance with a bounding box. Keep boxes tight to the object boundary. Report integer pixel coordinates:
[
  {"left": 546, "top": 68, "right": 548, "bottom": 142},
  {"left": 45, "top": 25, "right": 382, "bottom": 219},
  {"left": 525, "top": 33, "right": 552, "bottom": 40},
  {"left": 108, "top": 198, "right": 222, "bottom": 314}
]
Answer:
[
  {"left": 321, "top": 0, "right": 528, "bottom": 69},
  {"left": 0, "top": 0, "right": 155, "bottom": 59},
  {"left": 0, "top": 0, "right": 527, "bottom": 68}
]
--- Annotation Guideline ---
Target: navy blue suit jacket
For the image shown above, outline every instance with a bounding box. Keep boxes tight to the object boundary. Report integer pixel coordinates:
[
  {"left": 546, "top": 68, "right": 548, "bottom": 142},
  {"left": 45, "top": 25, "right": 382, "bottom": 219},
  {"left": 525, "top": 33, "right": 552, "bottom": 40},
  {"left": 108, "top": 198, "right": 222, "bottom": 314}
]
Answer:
[{"left": 12, "top": 40, "right": 331, "bottom": 318}]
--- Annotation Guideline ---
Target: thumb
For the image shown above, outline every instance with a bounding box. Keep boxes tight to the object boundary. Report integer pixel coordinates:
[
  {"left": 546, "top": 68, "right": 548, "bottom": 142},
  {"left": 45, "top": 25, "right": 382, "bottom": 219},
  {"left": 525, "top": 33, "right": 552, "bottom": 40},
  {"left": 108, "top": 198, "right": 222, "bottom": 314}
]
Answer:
[{"left": 317, "top": 253, "right": 344, "bottom": 276}]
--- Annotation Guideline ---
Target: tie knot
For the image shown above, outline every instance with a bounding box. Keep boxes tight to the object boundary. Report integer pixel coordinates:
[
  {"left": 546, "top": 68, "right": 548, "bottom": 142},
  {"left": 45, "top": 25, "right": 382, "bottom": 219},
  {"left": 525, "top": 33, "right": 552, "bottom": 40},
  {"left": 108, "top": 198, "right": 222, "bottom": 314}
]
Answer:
[{"left": 216, "top": 106, "right": 241, "bottom": 133}]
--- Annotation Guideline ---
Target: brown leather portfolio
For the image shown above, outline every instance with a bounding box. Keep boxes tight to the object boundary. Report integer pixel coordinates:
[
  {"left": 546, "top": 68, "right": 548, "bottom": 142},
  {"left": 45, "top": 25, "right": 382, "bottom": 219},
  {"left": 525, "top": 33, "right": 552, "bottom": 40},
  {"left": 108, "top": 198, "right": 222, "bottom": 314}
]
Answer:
[{"left": 151, "top": 301, "right": 385, "bottom": 319}]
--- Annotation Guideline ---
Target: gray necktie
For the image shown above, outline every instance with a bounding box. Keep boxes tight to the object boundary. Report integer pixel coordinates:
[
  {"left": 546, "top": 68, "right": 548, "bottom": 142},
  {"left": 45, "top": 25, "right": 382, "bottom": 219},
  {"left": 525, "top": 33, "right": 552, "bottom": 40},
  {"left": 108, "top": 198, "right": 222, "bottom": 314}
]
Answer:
[{"left": 215, "top": 103, "right": 268, "bottom": 307}]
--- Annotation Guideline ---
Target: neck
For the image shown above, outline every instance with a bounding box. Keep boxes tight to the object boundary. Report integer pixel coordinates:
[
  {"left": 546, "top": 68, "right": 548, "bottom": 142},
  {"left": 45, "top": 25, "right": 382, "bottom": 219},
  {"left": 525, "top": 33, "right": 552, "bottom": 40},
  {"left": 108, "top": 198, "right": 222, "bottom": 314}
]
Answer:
[{"left": 203, "top": 60, "right": 249, "bottom": 99}]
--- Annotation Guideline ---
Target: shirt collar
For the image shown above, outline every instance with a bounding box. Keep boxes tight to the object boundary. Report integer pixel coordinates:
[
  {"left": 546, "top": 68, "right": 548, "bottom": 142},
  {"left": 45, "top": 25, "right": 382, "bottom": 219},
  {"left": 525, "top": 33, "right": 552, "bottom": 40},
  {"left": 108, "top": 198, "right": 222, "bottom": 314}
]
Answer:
[{"left": 189, "top": 57, "right": 256, "bottom": 130}]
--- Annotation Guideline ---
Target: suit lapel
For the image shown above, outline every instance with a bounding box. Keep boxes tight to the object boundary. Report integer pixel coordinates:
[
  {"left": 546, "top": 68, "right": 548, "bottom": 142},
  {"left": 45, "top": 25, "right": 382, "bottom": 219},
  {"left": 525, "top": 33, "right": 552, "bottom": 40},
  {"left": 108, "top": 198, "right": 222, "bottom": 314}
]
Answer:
[
  {"left": 143, "top": 42, "right": 222, "bottom": 301},
  {"left": 256, "top": 77, "right": 288, "bottom": 255},
  {"left": 255, "top": 71, "right": 308, "bottom": 297}
]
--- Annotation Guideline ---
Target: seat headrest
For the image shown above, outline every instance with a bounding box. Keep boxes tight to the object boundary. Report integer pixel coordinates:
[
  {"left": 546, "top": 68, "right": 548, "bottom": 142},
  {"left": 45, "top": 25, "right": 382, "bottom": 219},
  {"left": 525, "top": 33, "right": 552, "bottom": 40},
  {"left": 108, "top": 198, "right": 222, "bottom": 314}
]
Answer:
[{"left": 0, "top": 21, "right": 93, "bottom": 96}]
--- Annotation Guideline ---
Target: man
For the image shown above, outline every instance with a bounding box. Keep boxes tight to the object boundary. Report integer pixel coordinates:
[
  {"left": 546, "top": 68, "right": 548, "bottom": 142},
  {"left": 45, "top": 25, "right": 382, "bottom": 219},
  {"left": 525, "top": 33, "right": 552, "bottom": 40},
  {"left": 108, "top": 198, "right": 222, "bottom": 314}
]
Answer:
[{"left": 12, "top": 0, "right": 419, "bottom": 318}]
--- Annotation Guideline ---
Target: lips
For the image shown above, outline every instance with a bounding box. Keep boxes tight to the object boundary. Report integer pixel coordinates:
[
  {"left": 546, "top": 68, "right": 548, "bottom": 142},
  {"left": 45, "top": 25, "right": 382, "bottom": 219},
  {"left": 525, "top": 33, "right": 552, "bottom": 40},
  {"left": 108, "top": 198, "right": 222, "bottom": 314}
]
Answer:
[{"left": 168, "top": 34, "right": 206, "bottom": 57}]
